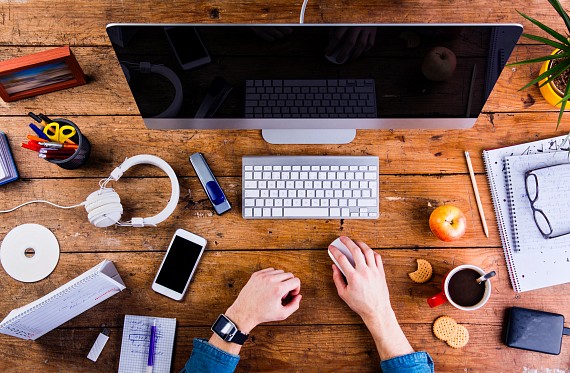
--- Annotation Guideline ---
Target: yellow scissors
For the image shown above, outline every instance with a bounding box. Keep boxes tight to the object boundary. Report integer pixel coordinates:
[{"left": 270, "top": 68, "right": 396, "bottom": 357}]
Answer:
[{"left": 43, "top": 122, "right": 76, "bottom": 144}]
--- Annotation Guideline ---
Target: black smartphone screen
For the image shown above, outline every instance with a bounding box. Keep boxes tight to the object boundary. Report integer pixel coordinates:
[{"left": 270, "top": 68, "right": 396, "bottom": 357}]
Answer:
[
  {"left": 165, "top": 27, "right": 209, "bottom": 64},
  {"left": 155, "top": 236, "right": 203, "bottom": 293}
]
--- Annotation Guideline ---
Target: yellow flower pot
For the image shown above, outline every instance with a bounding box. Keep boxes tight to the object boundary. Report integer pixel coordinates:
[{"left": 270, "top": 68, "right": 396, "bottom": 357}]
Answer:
[{"left": 538, "top": 49, "right": 565, "bottom": 108}]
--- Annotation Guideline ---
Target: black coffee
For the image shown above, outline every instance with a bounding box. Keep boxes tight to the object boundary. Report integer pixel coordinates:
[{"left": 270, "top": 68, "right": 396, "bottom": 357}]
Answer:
[{"left": 447, "top": 269, "right": 486, "bottom": 307}]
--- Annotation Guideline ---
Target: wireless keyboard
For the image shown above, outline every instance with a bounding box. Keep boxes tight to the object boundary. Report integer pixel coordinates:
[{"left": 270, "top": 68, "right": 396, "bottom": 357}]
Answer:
[
  {"left": 244, "top": 79, "right": 377, "bottom": 118},
  {"left": 242, "top": 156, "right": 379, "bottom": 219}
]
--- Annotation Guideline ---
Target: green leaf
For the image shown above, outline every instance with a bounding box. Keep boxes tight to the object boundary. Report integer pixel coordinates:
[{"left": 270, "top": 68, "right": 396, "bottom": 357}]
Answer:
[
  {"left": 556, "top": 80, "right": 570, "bottom": 130},
  {"left": 537, "top": 61, "right": 570, "bottom": 89},
  {"left": 517, "top": 10, "right": 570, "bottom": 45},
  {"left": 507, "top": 52, "right": 570, "bottom": 66},
  {"left": 521, "top": 33, "right": 570, "bottom": 52},
  {"left": 519, "top": 58, "right": 570, "bottom": 90},
  {"left": 547, "top": 0, "right": 570, "bottom": 35}
]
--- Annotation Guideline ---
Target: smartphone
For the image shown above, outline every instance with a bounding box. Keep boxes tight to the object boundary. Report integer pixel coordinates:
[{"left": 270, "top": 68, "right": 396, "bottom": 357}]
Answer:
[
  {"left": 164, "top": 26, "right": 211, "bottom": 70},
  {"left": 152, "top": 229, "right": 207, "bottom": 300}
]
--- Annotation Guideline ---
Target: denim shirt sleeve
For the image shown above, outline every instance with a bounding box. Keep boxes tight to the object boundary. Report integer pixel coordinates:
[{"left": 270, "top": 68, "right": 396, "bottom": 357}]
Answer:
[
  {"left": 182, "top": 338, "right": 240, "bottom": 373},
  {"left": 380, "top": 351, "right": 434, "bottom": 373}
]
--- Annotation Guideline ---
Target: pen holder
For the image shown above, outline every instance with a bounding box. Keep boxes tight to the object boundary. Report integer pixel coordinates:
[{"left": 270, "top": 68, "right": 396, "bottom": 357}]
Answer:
[{"left": 48, "top": 119, "right": 91, "bottom": 170}]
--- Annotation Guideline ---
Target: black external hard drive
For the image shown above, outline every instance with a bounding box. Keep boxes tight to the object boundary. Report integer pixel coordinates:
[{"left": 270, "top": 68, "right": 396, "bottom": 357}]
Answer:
[{"left": 504, "top": 307, "right": 569, "bottom": 355}]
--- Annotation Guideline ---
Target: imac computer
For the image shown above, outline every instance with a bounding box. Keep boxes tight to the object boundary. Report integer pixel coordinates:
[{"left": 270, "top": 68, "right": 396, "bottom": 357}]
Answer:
[{"left": 106, "top": 24, "right": 522, "bottom": 144}]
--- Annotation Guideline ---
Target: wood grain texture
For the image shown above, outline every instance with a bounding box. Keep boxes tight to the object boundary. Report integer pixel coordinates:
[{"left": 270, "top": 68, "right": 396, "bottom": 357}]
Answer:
[{"left": 1, "top": 1, "right": 570, "bottom": 372}]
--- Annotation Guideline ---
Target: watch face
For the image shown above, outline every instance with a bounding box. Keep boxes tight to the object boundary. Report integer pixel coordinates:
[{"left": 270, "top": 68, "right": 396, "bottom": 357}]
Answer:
[{"left": 212, "top": 314, "right": 236, "bottom": 339}]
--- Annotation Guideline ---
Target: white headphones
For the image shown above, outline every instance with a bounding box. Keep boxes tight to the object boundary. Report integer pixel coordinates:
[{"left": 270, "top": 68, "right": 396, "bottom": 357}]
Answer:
[{"left": 84, "top": 154, "right": 180, "bottom": 228}]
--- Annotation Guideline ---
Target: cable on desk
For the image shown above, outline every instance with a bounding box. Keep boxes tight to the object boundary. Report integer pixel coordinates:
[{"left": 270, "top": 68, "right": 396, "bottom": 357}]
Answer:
[
  {"left": 300, "top": 0, "right": 309, "bottom": 23},
  {"left": 0, "top": 200, "right": 85, "bottom": 213}
]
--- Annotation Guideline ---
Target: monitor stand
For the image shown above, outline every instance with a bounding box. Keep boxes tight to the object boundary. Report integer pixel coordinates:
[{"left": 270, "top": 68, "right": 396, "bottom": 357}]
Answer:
[{"left": 262, "top": 129, "right": 356, "bottom": 144}]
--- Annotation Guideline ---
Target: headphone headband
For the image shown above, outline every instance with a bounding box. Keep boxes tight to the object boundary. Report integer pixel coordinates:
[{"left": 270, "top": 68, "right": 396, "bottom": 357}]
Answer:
[{"left": 86, "top": 154, "right": 180, "bottom": 228}]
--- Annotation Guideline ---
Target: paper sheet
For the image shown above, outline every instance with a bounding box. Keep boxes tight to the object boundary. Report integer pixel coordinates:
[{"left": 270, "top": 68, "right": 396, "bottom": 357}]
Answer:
[{"left": 118, "top": 315, "right": 176, "bottom": 373}]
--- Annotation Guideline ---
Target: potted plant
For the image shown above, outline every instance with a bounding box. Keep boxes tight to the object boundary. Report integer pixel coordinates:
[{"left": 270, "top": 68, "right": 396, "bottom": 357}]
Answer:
[{"left": 509, "top": 0, "right": 570, "bottom": 128}]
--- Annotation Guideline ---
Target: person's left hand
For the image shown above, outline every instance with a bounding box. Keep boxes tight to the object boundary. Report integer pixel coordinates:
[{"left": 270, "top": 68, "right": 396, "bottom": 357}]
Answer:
[{"left": 225, "top": 268, "right": 302, "bottom": 333}]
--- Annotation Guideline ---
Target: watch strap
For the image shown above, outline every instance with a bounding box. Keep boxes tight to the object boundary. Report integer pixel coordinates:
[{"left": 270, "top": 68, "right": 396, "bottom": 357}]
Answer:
[{"left": 228, "top": 329, "right": 248, "bottom": 345}]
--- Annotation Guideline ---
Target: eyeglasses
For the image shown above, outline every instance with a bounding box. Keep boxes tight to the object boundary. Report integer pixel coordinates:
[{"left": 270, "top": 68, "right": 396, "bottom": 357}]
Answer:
[{"left": 525, "top": 171, "right": 555, "bottom": 239}]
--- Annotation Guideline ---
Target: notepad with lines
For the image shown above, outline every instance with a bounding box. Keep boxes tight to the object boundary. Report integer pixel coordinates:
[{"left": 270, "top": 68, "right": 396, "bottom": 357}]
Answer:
[
  {"left": 0, "top": 260, "right": 125, "bottom": 340},
  {"left": 118, "top": 315, "right": 176, "bottom": 373},
  {"left": 484, "top": 135, "right": 570, "bottom": 292}
]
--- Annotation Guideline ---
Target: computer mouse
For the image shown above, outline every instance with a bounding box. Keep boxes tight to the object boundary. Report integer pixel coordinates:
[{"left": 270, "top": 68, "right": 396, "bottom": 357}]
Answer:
[{"left": 328, "top": 237, "right": 356, "bottom": 276}]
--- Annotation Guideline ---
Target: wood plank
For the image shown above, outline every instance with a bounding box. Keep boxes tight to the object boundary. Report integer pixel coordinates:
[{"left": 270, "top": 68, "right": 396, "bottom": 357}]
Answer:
[
  {"left": 1, "top": 111, "right": 570, "bottom": 180},
  {"left": 0, "top": 175, "right": 502, "bottom": 250},
  {"left": 0, "top": 323, "right": 568, "bottom": 372},
  {"left": 0, "top": 1, "right": 563, "bottom": 46},
  {"left": 0, "top": 44, "right": 567, "bottom": 116},
  {"left": 1, "top": 250, "right": 568, "bottom": 329}
]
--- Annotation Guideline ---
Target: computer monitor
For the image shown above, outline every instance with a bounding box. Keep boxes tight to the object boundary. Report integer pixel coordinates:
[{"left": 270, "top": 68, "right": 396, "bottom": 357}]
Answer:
[{"left": 106, "top": 24, "right": 522, "bottom": 144}]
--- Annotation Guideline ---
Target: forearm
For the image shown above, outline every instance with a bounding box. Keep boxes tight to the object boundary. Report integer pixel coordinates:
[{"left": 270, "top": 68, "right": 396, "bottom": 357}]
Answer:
[{"left": 362, "top": 309, "right": 414, "bottom": 361}]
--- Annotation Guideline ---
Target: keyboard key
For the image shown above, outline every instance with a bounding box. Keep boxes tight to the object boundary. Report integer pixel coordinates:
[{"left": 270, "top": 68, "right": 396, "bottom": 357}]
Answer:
[
  {"left": 330, "top": 208, "right": 340, "bottom": 216},
  {"left": 245, "top": 199, "right": 255, "bottom": 206},
  {"left": 244, "top": 181, "right": 257, "bottom": 189},
  {"left": 358, "top": 199, "right": 377, "bottom": 207},
  {"left": 272, "top": 208, "right": 283, "bottom": 217},
  {"left": 284, "top": 208, "right": 329, "bottom": 217},
  {"left": 365, "top": 172, "right": 376, "bottom": 180},
  {"left": 254, "top": 208, "right": 262, "bottom": 217},
  {"left": 245, "top": 190, "right": 260, "bottom": 197},
  {"left": 244, "top": 208, "right": 253, "bottom": 217}
]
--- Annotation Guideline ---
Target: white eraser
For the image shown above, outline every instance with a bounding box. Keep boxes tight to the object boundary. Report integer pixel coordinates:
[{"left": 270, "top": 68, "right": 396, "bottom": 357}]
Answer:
[{"left": 87, "top": 329, "right": 110, "bottom": 362}]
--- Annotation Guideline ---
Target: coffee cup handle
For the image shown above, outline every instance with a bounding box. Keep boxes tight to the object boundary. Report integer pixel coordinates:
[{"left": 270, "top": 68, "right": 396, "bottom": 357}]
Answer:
[{"left": 427, "top": 291, "right": 448, "bottom": 308}]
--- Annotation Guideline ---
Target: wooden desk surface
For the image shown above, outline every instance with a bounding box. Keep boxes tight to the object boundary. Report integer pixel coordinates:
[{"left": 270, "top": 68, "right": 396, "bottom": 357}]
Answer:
[{"left": 1, "top": 1, "right": 569, "bottom": 371}]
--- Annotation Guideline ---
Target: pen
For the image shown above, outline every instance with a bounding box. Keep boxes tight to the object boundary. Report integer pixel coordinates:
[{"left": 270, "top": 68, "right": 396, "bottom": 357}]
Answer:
[
  {"left": 147, "top": 320, "right": 157, "bottom": 373},
  {"left": 39, "top": 153, "right": 70, "bottom": 160},
  {"left": 465, "top": 151, "right": 489, "bottom": 237},
  {"left": 38, "top": 142, "right": 78, "bottom": 149},
  {"left": 21, "top": 142, "right": 41, "bottom": 152},
  {"left": 28, "top": 123, "right": 50, "bottom": 141}
]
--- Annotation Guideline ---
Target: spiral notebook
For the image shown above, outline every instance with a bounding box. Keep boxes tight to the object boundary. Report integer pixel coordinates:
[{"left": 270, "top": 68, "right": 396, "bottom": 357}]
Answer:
[
  {"left": 483, "top": 135, "right": 570, "bottom": 292},
  {"left": 0, "top": 260, "right": 125, "bottom": 340}
]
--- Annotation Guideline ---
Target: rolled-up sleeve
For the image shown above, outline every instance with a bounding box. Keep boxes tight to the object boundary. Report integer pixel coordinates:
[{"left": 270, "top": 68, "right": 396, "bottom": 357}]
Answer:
[
  {"left": 182, "top": 338, "right": 240, "bottom": 373},
  {"left": 380, "top": 351, "right": 434, "bottom": 373}
]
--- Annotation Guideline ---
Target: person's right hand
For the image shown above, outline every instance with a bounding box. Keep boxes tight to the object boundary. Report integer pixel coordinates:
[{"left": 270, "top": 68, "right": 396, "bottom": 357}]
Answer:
[
  {"left": 225, "top": 268, "right": 302, "bottom": 334},
  {"left": 329, "top": 236, "right": 392, "bottom": 322}
]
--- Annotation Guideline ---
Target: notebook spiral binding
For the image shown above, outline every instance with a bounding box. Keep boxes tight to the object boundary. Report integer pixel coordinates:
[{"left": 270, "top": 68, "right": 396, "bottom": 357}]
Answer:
[
  {"left": 505, "top": 158, "right": 521, "bottom": 251},
  {"left": 483, "top": 151, "right": 521, "bottom": 292}
]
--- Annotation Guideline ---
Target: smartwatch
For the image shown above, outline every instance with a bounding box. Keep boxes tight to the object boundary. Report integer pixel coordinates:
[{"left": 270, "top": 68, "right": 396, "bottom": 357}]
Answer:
[{"left": 211, "top": 314, "right": 249, "bottom": 345}]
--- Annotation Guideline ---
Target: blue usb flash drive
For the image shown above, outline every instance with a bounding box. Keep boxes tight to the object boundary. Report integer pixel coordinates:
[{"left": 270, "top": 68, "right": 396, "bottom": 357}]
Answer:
[{"left": 189, "top": 153, "right": 231, "bottom": 215}]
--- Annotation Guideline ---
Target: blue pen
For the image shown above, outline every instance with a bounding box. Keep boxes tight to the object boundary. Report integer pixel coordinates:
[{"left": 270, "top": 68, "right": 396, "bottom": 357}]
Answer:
[
  {"left": 28, "top": 123, "right": 50, "bottom": 141},
  {"left": 147, "top": 320, "right": 157, "bottom": 373}
]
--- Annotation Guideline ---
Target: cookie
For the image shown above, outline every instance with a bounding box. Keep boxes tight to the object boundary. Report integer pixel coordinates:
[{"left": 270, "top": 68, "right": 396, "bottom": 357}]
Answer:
[
  {"left": 408, "top": 259, "right": 433, "bottom": 283},
  {"left": 432, "top": 316, "right": 458, "bottom": 342},
  {"left": 446, "top": 324, "right": 469, "bottom": 349}
]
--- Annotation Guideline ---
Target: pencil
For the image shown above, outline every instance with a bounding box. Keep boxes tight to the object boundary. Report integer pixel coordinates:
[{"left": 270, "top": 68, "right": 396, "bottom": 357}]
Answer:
[{"left": 465, "top": 151, "right": 489, "bottom": 237}]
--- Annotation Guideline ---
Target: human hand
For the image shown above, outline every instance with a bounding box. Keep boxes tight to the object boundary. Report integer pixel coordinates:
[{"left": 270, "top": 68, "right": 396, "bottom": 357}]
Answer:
[
  {"left": 225, "top": 268, "right": 302, "bottom": 334},
  {"left": 325, "top": 27, "right": 377, "bottom": 63},
  {"left": 329, "top": 236, "right": 392, "bottom": 323}
]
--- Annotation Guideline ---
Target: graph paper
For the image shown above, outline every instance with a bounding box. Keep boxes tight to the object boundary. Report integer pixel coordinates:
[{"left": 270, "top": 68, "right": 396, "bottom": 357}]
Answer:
[{"left": 118, "top": 315, "right": 176, "bottom": 373}]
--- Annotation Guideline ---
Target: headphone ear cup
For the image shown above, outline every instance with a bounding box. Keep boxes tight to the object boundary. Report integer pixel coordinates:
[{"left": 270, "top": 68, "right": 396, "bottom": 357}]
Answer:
[{"left": 85, "top": 189, "right": 123, "bottom": 228}]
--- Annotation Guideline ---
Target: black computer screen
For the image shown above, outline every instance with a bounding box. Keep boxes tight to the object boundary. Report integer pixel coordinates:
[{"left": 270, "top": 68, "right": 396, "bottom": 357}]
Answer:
[{"left": 107, "top": 24, "right": 521, "bottom": 120}]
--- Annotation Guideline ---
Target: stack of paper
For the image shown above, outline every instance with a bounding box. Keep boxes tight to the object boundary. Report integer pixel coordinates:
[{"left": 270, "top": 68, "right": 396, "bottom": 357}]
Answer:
[{"left": 0, "top": 131, "right": 18, "bottom": 185}]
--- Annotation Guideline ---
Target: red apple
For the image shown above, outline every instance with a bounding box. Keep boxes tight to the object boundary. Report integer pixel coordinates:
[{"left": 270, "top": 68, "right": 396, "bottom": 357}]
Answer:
[
  {"left": 429, "top": 205, "right": 467, "bottom": 242},
  {"left": 421, "top": 46, "right": 457, "bottom": 82}
]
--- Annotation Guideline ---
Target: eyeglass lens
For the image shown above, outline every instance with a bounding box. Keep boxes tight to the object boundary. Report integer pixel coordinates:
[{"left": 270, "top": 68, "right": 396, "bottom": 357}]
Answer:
[
  {"left": 533, "top": 209, "right": 553, "bottom": 237},
  {"left": 526, "top": 173, "right": 538, "bottom": 202}
]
